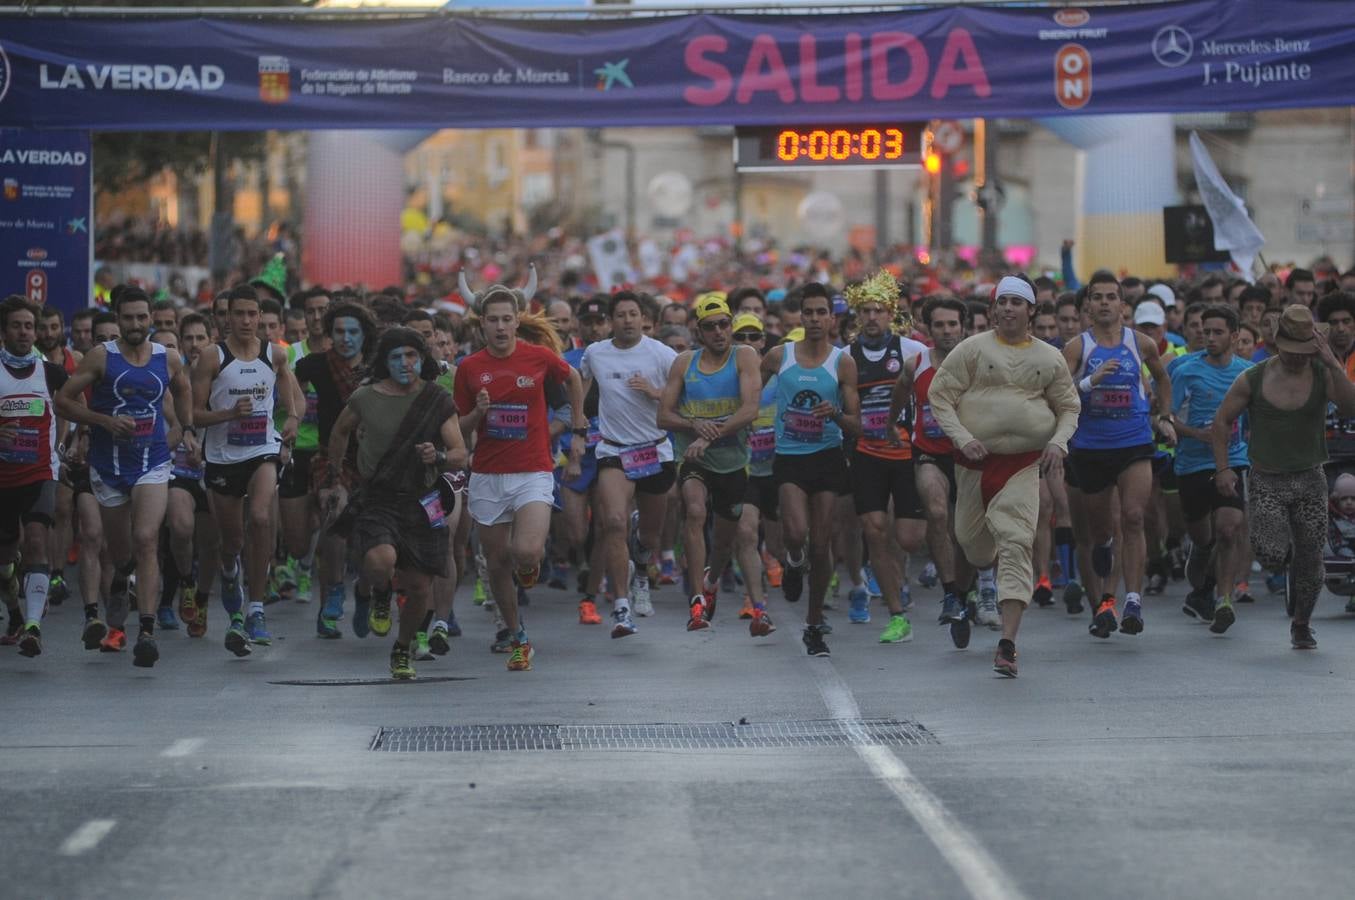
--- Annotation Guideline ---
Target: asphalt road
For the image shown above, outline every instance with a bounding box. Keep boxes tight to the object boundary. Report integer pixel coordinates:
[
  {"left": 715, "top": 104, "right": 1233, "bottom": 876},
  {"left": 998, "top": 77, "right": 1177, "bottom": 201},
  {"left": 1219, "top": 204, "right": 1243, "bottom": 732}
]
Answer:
[{"left": 3, "top": 567, "right": 1354, "bottom": 900}]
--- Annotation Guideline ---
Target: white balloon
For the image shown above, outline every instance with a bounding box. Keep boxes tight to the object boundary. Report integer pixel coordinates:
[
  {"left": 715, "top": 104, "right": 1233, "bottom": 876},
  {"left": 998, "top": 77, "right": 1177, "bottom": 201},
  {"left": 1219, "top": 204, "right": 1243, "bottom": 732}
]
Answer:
[
  {"left": 647, "top": 171, "right": 694, "bottom": 218},
  {"left": 797, "top": 191, "right": 845, "bottom": 241}
]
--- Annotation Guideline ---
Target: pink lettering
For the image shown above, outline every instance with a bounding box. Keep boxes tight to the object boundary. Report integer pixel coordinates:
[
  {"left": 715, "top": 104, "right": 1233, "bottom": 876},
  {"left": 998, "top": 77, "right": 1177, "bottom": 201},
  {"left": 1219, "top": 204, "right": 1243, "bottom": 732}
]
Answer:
[
  {"left": 736, "top": 35, "right": 796, "bottom": 104},
  {"left": 683, "top": 35, "right": 732, "bottom": 106},
  {"left": 870, "top": 32, "right": 928, "bottom": 101},
  {"left": 798, "top": 34, "right": 840, "bottom": 103},
  {"left": 931, "top": 28, "right": 991, "bottom": 98},
  {"left": 844, "top": 33, "right": 863, "bottom": 101}
]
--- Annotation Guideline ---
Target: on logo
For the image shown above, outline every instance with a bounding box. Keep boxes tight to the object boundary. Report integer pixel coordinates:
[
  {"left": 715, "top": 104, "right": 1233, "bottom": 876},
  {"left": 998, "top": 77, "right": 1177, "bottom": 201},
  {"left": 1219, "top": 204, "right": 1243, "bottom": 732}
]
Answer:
[{"left": 1055, "top": 44, "right": 1092, "bottom": 110}]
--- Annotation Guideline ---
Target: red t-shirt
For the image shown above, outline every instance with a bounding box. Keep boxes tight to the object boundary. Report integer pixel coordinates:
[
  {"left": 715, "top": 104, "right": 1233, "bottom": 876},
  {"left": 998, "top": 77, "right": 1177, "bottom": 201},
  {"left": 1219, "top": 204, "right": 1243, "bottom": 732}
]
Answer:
[{"left": 454, "top": 342, "right": 571, "bottom": 474}]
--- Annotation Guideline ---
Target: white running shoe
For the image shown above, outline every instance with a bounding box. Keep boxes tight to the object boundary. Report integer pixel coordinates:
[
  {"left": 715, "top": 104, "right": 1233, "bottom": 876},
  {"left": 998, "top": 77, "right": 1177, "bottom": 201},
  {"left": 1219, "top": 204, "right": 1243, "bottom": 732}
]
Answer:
[
  {"left": 630, "top": 560, "right": 653, "bottom": 616},
  {"left": 976, "top": 587, "right": 1001, "bottom": 628}
]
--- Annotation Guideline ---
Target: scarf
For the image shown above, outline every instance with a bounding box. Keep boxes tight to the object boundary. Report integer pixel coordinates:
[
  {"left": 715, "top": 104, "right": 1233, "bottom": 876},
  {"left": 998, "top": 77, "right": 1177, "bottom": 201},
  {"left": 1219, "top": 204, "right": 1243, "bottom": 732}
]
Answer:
[{"left": 327, "top": 348, "right": 365, "bottom": 404}]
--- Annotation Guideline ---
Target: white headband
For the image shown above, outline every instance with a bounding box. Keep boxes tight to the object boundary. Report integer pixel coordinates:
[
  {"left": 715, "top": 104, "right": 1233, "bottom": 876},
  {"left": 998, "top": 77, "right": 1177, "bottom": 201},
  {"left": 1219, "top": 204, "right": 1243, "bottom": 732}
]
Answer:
[{"left": 995, "top": 275, "right": 1036, "bottom": 305}]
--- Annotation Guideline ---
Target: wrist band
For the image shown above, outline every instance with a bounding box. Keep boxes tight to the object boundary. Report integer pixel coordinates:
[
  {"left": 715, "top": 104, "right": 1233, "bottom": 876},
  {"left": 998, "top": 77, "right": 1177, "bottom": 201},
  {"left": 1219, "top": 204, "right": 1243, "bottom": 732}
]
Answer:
[{"left": 1079, "top": 376, "right": 1093, "bottom": 393}]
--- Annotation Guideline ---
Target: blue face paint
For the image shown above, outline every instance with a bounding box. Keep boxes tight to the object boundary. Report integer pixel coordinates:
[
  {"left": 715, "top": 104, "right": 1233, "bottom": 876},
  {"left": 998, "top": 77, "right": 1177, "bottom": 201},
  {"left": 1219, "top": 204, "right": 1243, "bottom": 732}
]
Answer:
[
  {"left": 333, "top": 317, "right": 364, "bottom": 359},
  {"left": 388, "top": 348, "right": 417, "bottom": 385}
]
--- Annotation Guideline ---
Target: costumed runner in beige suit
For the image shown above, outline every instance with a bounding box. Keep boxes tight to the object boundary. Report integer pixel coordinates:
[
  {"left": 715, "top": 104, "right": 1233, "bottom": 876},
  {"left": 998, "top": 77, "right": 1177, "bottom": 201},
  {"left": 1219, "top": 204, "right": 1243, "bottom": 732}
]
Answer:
[{"left": 927, "top": 275, "right": 1081, "bottom": 677}]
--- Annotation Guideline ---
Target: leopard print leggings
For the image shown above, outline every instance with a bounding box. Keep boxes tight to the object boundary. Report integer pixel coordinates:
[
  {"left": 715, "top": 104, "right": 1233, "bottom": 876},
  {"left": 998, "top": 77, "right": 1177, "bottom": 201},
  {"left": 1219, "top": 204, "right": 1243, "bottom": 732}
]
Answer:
[{"left": 1248, "top": 467, "right": 1327, "bottom": 622}]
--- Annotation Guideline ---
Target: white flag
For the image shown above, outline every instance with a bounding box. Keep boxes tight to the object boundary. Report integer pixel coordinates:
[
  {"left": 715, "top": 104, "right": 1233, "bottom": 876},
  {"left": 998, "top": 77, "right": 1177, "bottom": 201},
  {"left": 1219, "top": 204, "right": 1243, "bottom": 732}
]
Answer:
[
  {"left": 587, "top": 229, "right": 637, "bottom": 292},
  {"left": 1189, "top": 131, "right": 1265, "bottom": 281}
]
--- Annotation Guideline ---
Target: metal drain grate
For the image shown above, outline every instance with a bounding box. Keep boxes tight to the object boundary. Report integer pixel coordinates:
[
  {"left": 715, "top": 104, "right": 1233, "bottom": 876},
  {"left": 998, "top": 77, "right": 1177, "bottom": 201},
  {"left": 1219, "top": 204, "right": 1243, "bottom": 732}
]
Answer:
[
  {"left": 269, "top": 676, "right": 475, "bottom": 686},
  {"left": 370, "top": 718, "right": 937, "bottom": 752}
]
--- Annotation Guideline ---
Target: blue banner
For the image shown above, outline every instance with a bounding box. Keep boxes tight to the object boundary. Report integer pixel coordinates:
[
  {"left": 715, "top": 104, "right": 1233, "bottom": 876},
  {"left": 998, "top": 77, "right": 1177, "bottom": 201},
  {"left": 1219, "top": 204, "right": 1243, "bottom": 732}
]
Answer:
[
  {"left": 0, "top": 2, "right": 1350, "bottom": 130},
  {"left": 0, "top": 130, "right": 92, "bottom": 319}
]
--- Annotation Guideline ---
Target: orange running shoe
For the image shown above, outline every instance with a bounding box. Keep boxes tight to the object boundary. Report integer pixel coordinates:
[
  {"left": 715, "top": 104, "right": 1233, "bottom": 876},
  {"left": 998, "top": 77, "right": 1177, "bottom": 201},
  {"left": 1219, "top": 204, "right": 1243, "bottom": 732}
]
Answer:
[
  {"left": 739, "top": 596, "right": 755, "bottom": 619},
  {"left": 749, "top": 608, "right": 776, "bottom": 637},
  {"left": 578, "top": 598, "right": 602, "bottom": 625},
  {"left": 686, "top": 597, "right": 710, "bottom": 631},
  {"left": 764, "top": 553, "right": 783, "bottom": 588},
  {"left": 1032, "top": 575, "right": 1054, "bottom": 607},
  {"left": 100, "top": 627, "right": 127, "bottom": 652},
  {"left": 507, "top": 640, "right": 534, "bottom": 671},
  {"left": 517, "top": 563, "right": 540, "bottom": 590},
  {"left": 1089, "top": 595, "right": 1119, "bottom": 639}
]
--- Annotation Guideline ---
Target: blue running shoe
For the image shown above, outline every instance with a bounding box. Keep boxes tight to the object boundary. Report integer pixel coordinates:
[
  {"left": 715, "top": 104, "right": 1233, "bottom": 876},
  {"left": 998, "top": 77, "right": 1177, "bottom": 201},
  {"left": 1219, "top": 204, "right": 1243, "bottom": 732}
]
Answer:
[
  {"left": 939, "top": 591, "right": 966, "bottom": 624},
  {"left": 1120, "top": 597, "right": 1144, "bottom": 636},
  {"left": 863, "top": 564, "right": 882, "bottom": 599},
  {"left": 156, "top": 606, "right": 180, "bottom": 630},
  {"left": 317, "top": 584, "right": 344, "bottom": 639},
  {"left": 245, "top": 610, "right": 272, "bottom": 645},
  {"left": 918, "top": 561, "right": 939, "bottom": 589},
  {"left": 848, "top": 586, "right": 871, "bottom": 623},
  {"left": 352, "top": 591, "right": 371, "bottom": 638},
  {"left": 446, "top": 614, "right": 462, "bottom": 637},
  {"left": 899, "top": 584, "right": 914, "bottom": 614},
  {"left": 1266, "top": 571, "right": 1287, "bottom": 596}
]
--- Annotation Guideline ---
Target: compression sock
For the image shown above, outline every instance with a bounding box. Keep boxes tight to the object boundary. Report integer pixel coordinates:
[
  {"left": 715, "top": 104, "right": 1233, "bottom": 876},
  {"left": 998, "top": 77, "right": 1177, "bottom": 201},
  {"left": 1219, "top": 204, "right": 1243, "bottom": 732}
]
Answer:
[{"left": 21, "top": 564, "right": 50, "bottom": 626}]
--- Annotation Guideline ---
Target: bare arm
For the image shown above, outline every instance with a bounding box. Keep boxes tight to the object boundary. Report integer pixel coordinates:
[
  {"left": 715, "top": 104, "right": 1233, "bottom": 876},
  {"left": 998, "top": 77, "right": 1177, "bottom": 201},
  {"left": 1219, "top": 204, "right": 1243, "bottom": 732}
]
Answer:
[
  {"left": 723, "top": 345, "right": 763, "bottom": 437},
  {"left": 760, "top": 344, "right": 784, "bottom": 387},
  {"left": 655, "top": 350, "right": 694, "bottom": 434},
  {"left": 1210, "top": 370, "right": 1252, "bottom": 497},
  {"left": 1138, "top": 333, "right": 1176, "bottom": 446},
  {"left": 273, "top": 342, "right": 301, "bottom": 443},
  {"left": 1317, "top": 331, "right": 1355, "bottom": 417},
  {"left": 191, "top": 345, "right": 247, "bottom": 428},
  {"left": 439, "top": 414, "right": 469, "bottom": 471},
  {"left": 326, "top": 404, "right": 360, "bottom": 483},
  {"left": 886, "top": 356, "right": 916, "bottom": 431},
  {"left": 833, "top": 352, "right": 862, "bottom": 440}
]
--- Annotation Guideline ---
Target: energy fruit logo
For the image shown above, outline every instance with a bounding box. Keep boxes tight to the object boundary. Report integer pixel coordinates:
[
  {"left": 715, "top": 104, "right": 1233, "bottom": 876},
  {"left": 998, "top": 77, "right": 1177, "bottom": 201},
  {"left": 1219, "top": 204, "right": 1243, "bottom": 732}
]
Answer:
[
  {"left": 1056, "top": 44, "right": 1091, "bottom": 109},
  {"left": 259, "top": 56, "right": 290, "bottom": 103},
  {"left": 594, "top": 59, "right": 632, "bottom": 91}
]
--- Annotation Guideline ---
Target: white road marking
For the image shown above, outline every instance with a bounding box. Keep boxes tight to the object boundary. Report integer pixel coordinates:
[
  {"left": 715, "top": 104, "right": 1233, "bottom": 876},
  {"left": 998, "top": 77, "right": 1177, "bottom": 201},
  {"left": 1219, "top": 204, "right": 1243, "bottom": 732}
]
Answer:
[
  {"left": 59, "top": 819, "right": 116, "bottom": 856},
  {"left": 161, "top": 738, "right": 205, "bottom": 758},
  {"left": 811, "top": 662, "right": 1028, "bottom": 900}
]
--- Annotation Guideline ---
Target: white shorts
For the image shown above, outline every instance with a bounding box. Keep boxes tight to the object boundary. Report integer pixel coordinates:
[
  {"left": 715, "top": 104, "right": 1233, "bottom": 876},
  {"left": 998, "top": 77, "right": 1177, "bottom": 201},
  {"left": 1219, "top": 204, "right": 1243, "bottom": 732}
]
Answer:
[
  {"left": 468, "top": 471, "right": 555, "bottom": 527},
  {"left": 90, "top": 461, "right": 172, "bottom": 509}
]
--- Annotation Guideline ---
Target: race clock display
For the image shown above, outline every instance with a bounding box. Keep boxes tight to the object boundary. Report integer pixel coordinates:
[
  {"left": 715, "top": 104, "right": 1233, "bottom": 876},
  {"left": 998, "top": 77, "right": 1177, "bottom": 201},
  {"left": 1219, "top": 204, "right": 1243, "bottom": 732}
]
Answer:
[{"left": 734, "top": 123, "right": 926, "bottom": 171}]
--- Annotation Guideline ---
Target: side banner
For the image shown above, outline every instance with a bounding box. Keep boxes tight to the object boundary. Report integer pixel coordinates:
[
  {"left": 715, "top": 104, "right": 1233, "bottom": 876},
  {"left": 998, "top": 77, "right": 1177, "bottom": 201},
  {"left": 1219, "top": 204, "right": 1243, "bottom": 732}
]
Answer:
[
  {"left": 0, "top": 130, "right": 92, "bottom": 319},
  {"left": 0, "top": 2, "right": 1351, "bottom": 130}
]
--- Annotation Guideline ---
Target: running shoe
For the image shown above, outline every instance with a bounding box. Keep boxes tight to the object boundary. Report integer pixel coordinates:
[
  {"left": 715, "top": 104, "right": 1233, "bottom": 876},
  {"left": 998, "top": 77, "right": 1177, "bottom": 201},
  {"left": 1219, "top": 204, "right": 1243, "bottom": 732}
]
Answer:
[
  {"left": 878, "top": 614, "right": 913, "bottom": 644},
  {"left": 633, "top": 592, "right": 654, "bottom": 618},
  {"left": 657, "top": 558, "right": 679, "bottom": 586},
  {"left": 1210, "top": 597, "right": 1236, "bottom": 635},
  {"left": 950, "top": 616, "right": 971, "bottom": 650},
  {"left": 1169, "top": 546, "right": 1186, "bottom": 581},
  {"left": 763, "top": 554, "right": 782, "bottom": 588},
  {"left": 186, "top": 595, "right": 207, "bottom": 639},
  {"left": 631, "top": 562, "right": 652, "bottom": 616},
  {"left": 178, "top": 584, "right": 200, "bottom": 627},
  {"left": 1032, "top": 575, "right": 1054, "bottom": 607},
  {"left": 1236, "top": 583, "right": 1256, "bottom": 603},
  {"left": 1145, "top": 572, "right": 1167, "bottom": 596},
  {"left": 100, "top": 627, "right": 127, "bottom": 652},
  {"left": 802, "top": 624, "right": 831, "bottom": 657},
  {"left": 918, "top": 561, "right": 939, "bottom": 589},
  {"left": 749, "top": 608, "right": 775, "bottom": 637},
  {"left": 390, "top": 643, "right": 416, "bottom": 680},
  {"left": 1182, "top": 586, "right": 1216, "bottom": 623},
  {"left": 428, "top": 625, "right": 451, "bottom": 656},
  {"left": 17, "top": 623, "right": 41, "bottom": 658},
  {"left": 611, "top": 606, "right": 637, "bottom": 639},
  {"left": 369, "top": 591, "right": 392, "bottom": 637},
  {"left": 490, "top": 628, "right": 513, "bottom": 653},
  {"left": 82, "top": 617, "right": 108, "bottom": 650},
  {"left": 473, "top": 577, "right": 487, "bottom": 606},
  {"left": 294, "top": 564, "right": 313, "bottom": 603},
  {"left": 224, "top": 616, "right": 252, "bottom": 657},
  {"left": 899, "top": 585, "right": 913, "bottom": 614},
  {"left": 414, "top": 631, "right": 434, "bottom": 661},
  {"left": 446, "top": 615, "right": 462, "bottom": 637},
  {"left": 1092, "top": 540, "right": 1114, "bottom": 579},
  {"left": 976, "top": 586, "right": 1001, "bottom": 628},
  {"left": 992, "top": 640, "right": 1018, "bottom": 678},
  {"left": 132, "top": 633, "right": 159, "bottom": 668},
  {"left": 848, "top": 585, "right": 871, "bottom": 624},
  {"left": 1063, "top": 580, "right": 1085, "bottom": 615},
  {"left": 1291, "top": 622, "right": 1317, "bottom": 650},
  {"left": 220, "top": 561, "right": 245, "bottom": 615},
  {"left": 700, "top": 567, "right": 718, "bottom": 620},
  {"left": 507, "top": 640, "right": 534, "bottom": 671},
  {"left": 245, "top": 610, "right": 272, "bottom": 645},
  {"left": 1089, "top": 595, "right": 1119, "bottom": 639},
  {"left": 318, "top": 584, "right": 344, "bottom": 639},
  {"left": 939, "top": 592, "right": 966, "bottom": 624},
  {"left": 965, "top": 589, "right": 980, "bottom": 624},
  {"left": 825, "top": 572, "right": 840, "bottom": 609},
  {"left": 686, "top": 597, "right": 710, "bottom": 632},
  {"left": 48, "top": 574, "right": 68, "bottom": 607},
  {"left": 1266, "top": 571, "right": 1287, "bottom": 596},
  {"left": 1120, "top": 597, "right": 1144, "bottom": 635},
  {"left": 516, "top": 563, "right": 541, "bottom": 590},
  {"left": 578, "top": 598, "right": 602, "bottom": 625},
  {"left": 783, "top": 561, "right": 805, "bottom": 603},
  {"left": 739, "top": 596, "right": 755, "bottom": 619},
  {"left": 863, "top": 564, "right": 882, "bottom": 598},
  {"left": 1185, "top": 541, "right": 1213, "bottom": 591},
  {"left": 157, "top": 606, "right": 180, "bottom": 631},
  {"left": 269, "top": 562, "right": 296, "bottom": 602}
]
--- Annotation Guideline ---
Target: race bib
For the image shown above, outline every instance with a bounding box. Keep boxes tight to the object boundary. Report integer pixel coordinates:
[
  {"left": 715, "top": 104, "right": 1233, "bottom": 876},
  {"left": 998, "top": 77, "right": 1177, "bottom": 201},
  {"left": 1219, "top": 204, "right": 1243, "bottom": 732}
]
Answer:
[
  {"left": 919, "top": 403, "right": 946, "bottom": 440},
  {"left": 227, "top": 413, "right": 269, "bottom": 446},
  {"left": 171, "top": 444, "right": 201, "bottom": 480},
  {"left": 303, "top": 389, "right": 320, "bottom": 426},
  {"left": 861, "top": 404, "right": 891, "bottom": 441},
  {"left": 586, "top": 417, "right": 603, "bottom": 448},
  {"left": 1089, "top": 386, "right": 1133, "bottom": 418},
  {"left": 783, "top": 409, "right": 824, "bottom": 443},
  {"left": 131, "top": 413, "right": 156, "bottom": 443},
  {"left": 749, "top": 428, "right": 775, "bottom": 464},
  {"left": 0, "top": 426, "right": 39, "bottom": 464},
  {"left": 419, "top": 490, "right": 448, "bottom": 529},
  {"left": 486, "top": 403, "right": 529, "bottom": 441},
  {"left": 619, "top": 442, "right": 661, "bottom": 481}
]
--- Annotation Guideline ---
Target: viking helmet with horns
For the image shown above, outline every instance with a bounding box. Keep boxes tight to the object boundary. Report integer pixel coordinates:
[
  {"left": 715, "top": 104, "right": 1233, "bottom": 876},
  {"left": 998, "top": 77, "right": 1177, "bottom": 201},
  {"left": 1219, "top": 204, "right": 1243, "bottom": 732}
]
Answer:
[{"left": 458, "top": 263, "right": 538, "bottom": 314}]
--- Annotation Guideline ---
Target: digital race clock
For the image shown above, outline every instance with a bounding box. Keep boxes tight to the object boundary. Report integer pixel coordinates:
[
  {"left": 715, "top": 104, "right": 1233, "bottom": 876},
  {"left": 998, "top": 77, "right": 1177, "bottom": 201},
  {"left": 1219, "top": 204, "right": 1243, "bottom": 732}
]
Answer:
[{"left": 734, "top": 123, "right": 926, "bottom": 172}]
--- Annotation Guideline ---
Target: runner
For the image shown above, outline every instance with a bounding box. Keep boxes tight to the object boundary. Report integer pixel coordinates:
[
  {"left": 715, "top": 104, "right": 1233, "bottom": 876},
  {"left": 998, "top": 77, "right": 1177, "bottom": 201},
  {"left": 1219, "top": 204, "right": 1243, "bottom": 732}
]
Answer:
[
  {"left": 657, "top": 293, "right": 771, "bottom": 635},
  {"left": 844, "top": 270, "right": 927, "bottom": 643},
  {"left": 454, "top": 280, "right": 586, "bottom": 670},
  {"left": 191, "top": 284, "right": 301, "bottom": 657},
  {"left": 56, "top": 287, "right": 196, "bottom": 667},
  {"left": 927, "top": 276, "right": 1081, "bottom": 677},
  {"left": 1213, "top": 306, "right": 1355, "bottom": 650},
  {"left": 323, "top": 327, "right": 468, "bottom": 679},
  {"left": 35, "top": 305, "right": 80, "bottom": 608},
  {"left": 581, "top": 291, "right": 678, "bottom": 639},
  {"left": 0, "top": 296, "right": 69, "bottom": 658},
  {"left": 759, "top": 283, "right": 861, "bottom": 657},
  {"left": 1170, "top": 306, "right": 1252, "bottom": 633},
  {"left": 733, "top": 313, "right": 787, "bottom": 616},
  {"left": 1063, "top": 271, "right": 1177, "bottom": 639}
]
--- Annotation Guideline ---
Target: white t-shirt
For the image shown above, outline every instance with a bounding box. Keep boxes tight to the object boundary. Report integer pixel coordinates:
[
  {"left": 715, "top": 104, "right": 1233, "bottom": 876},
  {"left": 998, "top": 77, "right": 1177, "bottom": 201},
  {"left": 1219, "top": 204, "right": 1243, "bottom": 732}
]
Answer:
[{"left": 581, "top": 335, "right": 677, "bottom": 461}]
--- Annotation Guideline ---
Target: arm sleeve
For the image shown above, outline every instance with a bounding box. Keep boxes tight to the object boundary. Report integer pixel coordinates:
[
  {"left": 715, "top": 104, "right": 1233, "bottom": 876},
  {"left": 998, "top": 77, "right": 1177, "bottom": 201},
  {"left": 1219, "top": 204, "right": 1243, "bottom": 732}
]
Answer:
[
  {"left": 1045, "top": 352, "right": 1083, "bottom": 452},
  {"left": 927, "top": 341, "right": 977, "bottom": 450}
]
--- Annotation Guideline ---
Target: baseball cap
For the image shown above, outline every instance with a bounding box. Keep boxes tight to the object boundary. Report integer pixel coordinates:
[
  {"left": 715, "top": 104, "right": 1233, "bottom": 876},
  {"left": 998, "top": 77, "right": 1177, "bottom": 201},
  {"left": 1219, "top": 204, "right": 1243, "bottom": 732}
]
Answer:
[
  {"left": 784, "top": 327, "right": 806, "bottom": 343},
  {"left": 1147, "top": 283, "right": 1176, "bottom": 308},
  {"left": 1133, "top": 302, "right": 1166, "bottom": 326},
  {"left": 694, "top": 292, "right": 732, "bottom": 322},
  {"left": 577, "top": 297, "right": 607, "bottom": 320},
  {"left": 731, "top": 313, "right": 764, "bottom": 334}
]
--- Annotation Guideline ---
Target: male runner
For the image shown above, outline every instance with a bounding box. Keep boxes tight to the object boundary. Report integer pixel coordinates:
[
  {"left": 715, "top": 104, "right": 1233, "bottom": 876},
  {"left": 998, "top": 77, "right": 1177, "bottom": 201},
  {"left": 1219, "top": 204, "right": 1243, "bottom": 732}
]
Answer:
[
  {"left": 733, "top": 314, "right": 787, "bottom": 612},
  {"left": 558, "top": 295, "right": 609, "bottom": 624},
  {"left": 35, "top": 305, "right": 80, "bottom": 607},
  {"left": 57, "top": 288, "right": 195, "bottom": 667},
  {"left": 1064, "top": 271, "right": 1176, "bottom": 639},
  {"left": 581, "top": 291, "right": 677, "bottom": 639},
  {"left": 657, "top": 293, "right": 770, "bottom": 635},
  {"left": 192, "top": 284, "right": 300, "bottom": 656},
  {"left": 759, "top": 284, "right": 861, "bottom": 657}
]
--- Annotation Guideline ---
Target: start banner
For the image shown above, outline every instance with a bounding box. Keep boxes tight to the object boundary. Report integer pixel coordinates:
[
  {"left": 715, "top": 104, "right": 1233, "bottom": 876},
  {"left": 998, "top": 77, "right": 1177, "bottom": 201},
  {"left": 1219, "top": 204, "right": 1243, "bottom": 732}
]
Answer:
[{"left": 0, "top": 2, "right": 1350, "bottom": 130}]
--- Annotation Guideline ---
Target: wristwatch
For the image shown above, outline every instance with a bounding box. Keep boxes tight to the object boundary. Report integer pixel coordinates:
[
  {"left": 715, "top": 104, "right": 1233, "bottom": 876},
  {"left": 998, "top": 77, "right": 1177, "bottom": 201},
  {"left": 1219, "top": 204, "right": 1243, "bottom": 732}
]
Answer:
[
  {"left": 572, "top": 427, "right": 589, "bottom": 438},
  {"left": 182, "top": 425, "right": 197, "bottom": 436}
]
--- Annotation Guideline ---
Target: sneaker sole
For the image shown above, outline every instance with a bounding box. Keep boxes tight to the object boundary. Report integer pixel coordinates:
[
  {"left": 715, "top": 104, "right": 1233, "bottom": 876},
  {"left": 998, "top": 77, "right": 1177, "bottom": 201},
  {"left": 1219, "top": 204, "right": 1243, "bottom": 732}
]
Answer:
[
  {"left": 1120, "top": 617, "right": 1143, "bottom": 636},
  {"left": 1210, "top": 606, "right": 1236, "bottom": 635},
  {"left": 685, "top": 619, "right": 709, "bottom": 632},
  {"left": 611, "top": 626, "right": 636, "bottom": 639},
  {"left": 369, "top": 618, "right": 391, "bottom": 638},
  {"left": 949, "top": 618, "right": 971, "bottom": 649},
  {"left": 132, "top": 642, "right": 159, "bottom": 668},
  {"left": 18, "top": 635, "right": 41, "bottom": 658},
  {"left": 225, "top": 631, "right": 252, "bottom": 657},
  {"left": 81, "top": 621, "right": 108, "bottom": 650},
  {"left": 1089, "top": 611, "right": 1118, "bottom": 639},
  {"left": 750, "top": 621, "right": 776, "bottom": 637},
  {"left": 993, "top": 662, "right": 1018, "bottom": 678},
  {"left": 879, "top": 632, "right": 914, "bottom": 644},
  {"left": 248, "top": 634, "right": 273, "bottom": 646}
]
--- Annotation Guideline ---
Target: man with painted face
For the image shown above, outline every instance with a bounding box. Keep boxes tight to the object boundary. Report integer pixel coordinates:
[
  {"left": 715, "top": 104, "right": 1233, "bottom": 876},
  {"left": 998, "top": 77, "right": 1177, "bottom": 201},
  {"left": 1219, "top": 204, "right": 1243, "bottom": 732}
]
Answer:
[
  {"left": 325, "top": 328, "right": 469, "bottom": 680},
  {"left": 192, "top": 285, "right": 301, "bottom": 657},
  {"left": 0, "top": 296, "right": 70, "bottom": 659},
  {"left": 57, "top": 287, "right": 196, "bottom": 668},
  {"left": 295, "top": 302, "right": 375, "bottom": 638}
]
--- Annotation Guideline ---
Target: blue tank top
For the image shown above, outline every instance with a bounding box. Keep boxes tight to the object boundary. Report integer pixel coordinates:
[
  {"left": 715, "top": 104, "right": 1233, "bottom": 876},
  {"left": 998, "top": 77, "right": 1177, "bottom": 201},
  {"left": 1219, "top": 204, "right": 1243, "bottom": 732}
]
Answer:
[
  {"left": 774, "top": 341, "right": 844, "bottom": 456},
  {"left": 88, "top": 340, "right": 172, "bottom": 486},
  {"left": 1071, "top": 327, "right": 1152, "bottom": 450},
  {"left": 676, "top": 348, "right": 747, "bottom": 472}
]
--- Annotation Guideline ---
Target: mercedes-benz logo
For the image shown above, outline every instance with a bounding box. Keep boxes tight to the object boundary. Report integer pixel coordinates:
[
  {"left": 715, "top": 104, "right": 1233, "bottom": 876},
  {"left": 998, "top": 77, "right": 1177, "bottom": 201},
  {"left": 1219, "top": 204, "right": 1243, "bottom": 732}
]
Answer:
[{"left": 1152, "top": 25, "right": 1193, "bottom": 67}]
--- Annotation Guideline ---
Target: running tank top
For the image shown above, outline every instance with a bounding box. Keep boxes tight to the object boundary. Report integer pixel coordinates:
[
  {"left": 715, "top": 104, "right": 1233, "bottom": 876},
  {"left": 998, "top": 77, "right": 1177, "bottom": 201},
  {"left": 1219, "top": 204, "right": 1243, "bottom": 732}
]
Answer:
[
  {"left": 0, "top": 360, "right": 59, "bottom": 487},
  {"left": 851, "top": 335, "right": 921, "bottom": 460},
  {"left": 676, "top": 348, "right": 747, "bottom": 473},
  {"left": 1071, "top": 327, "right": 1153, "bottom": 450},
  {"left": 205, "top": 340, "right": 281, "bottom": 464},
  {"left": 774, "top": 341, "right": 844, "bottom": 455},
  {"left": 911, "top": 352, "right": 953, "bottom": 456},
  {"left": 88, "top": 341, "right": 171, "bottom": 485},
  {"left": 748, "top": 377, "right": 778, "bottom": 478}
]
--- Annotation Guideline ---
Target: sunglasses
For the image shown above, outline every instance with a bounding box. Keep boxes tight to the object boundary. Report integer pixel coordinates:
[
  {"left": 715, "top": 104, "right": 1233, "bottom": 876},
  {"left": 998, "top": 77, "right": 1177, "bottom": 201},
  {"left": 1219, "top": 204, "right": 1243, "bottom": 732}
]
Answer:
[
  {"left": 733, "top": 331, "right": 763, "bottom": 342},
  {"left": 699, "top": 318, "right": 732, "bottom": 332}
]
